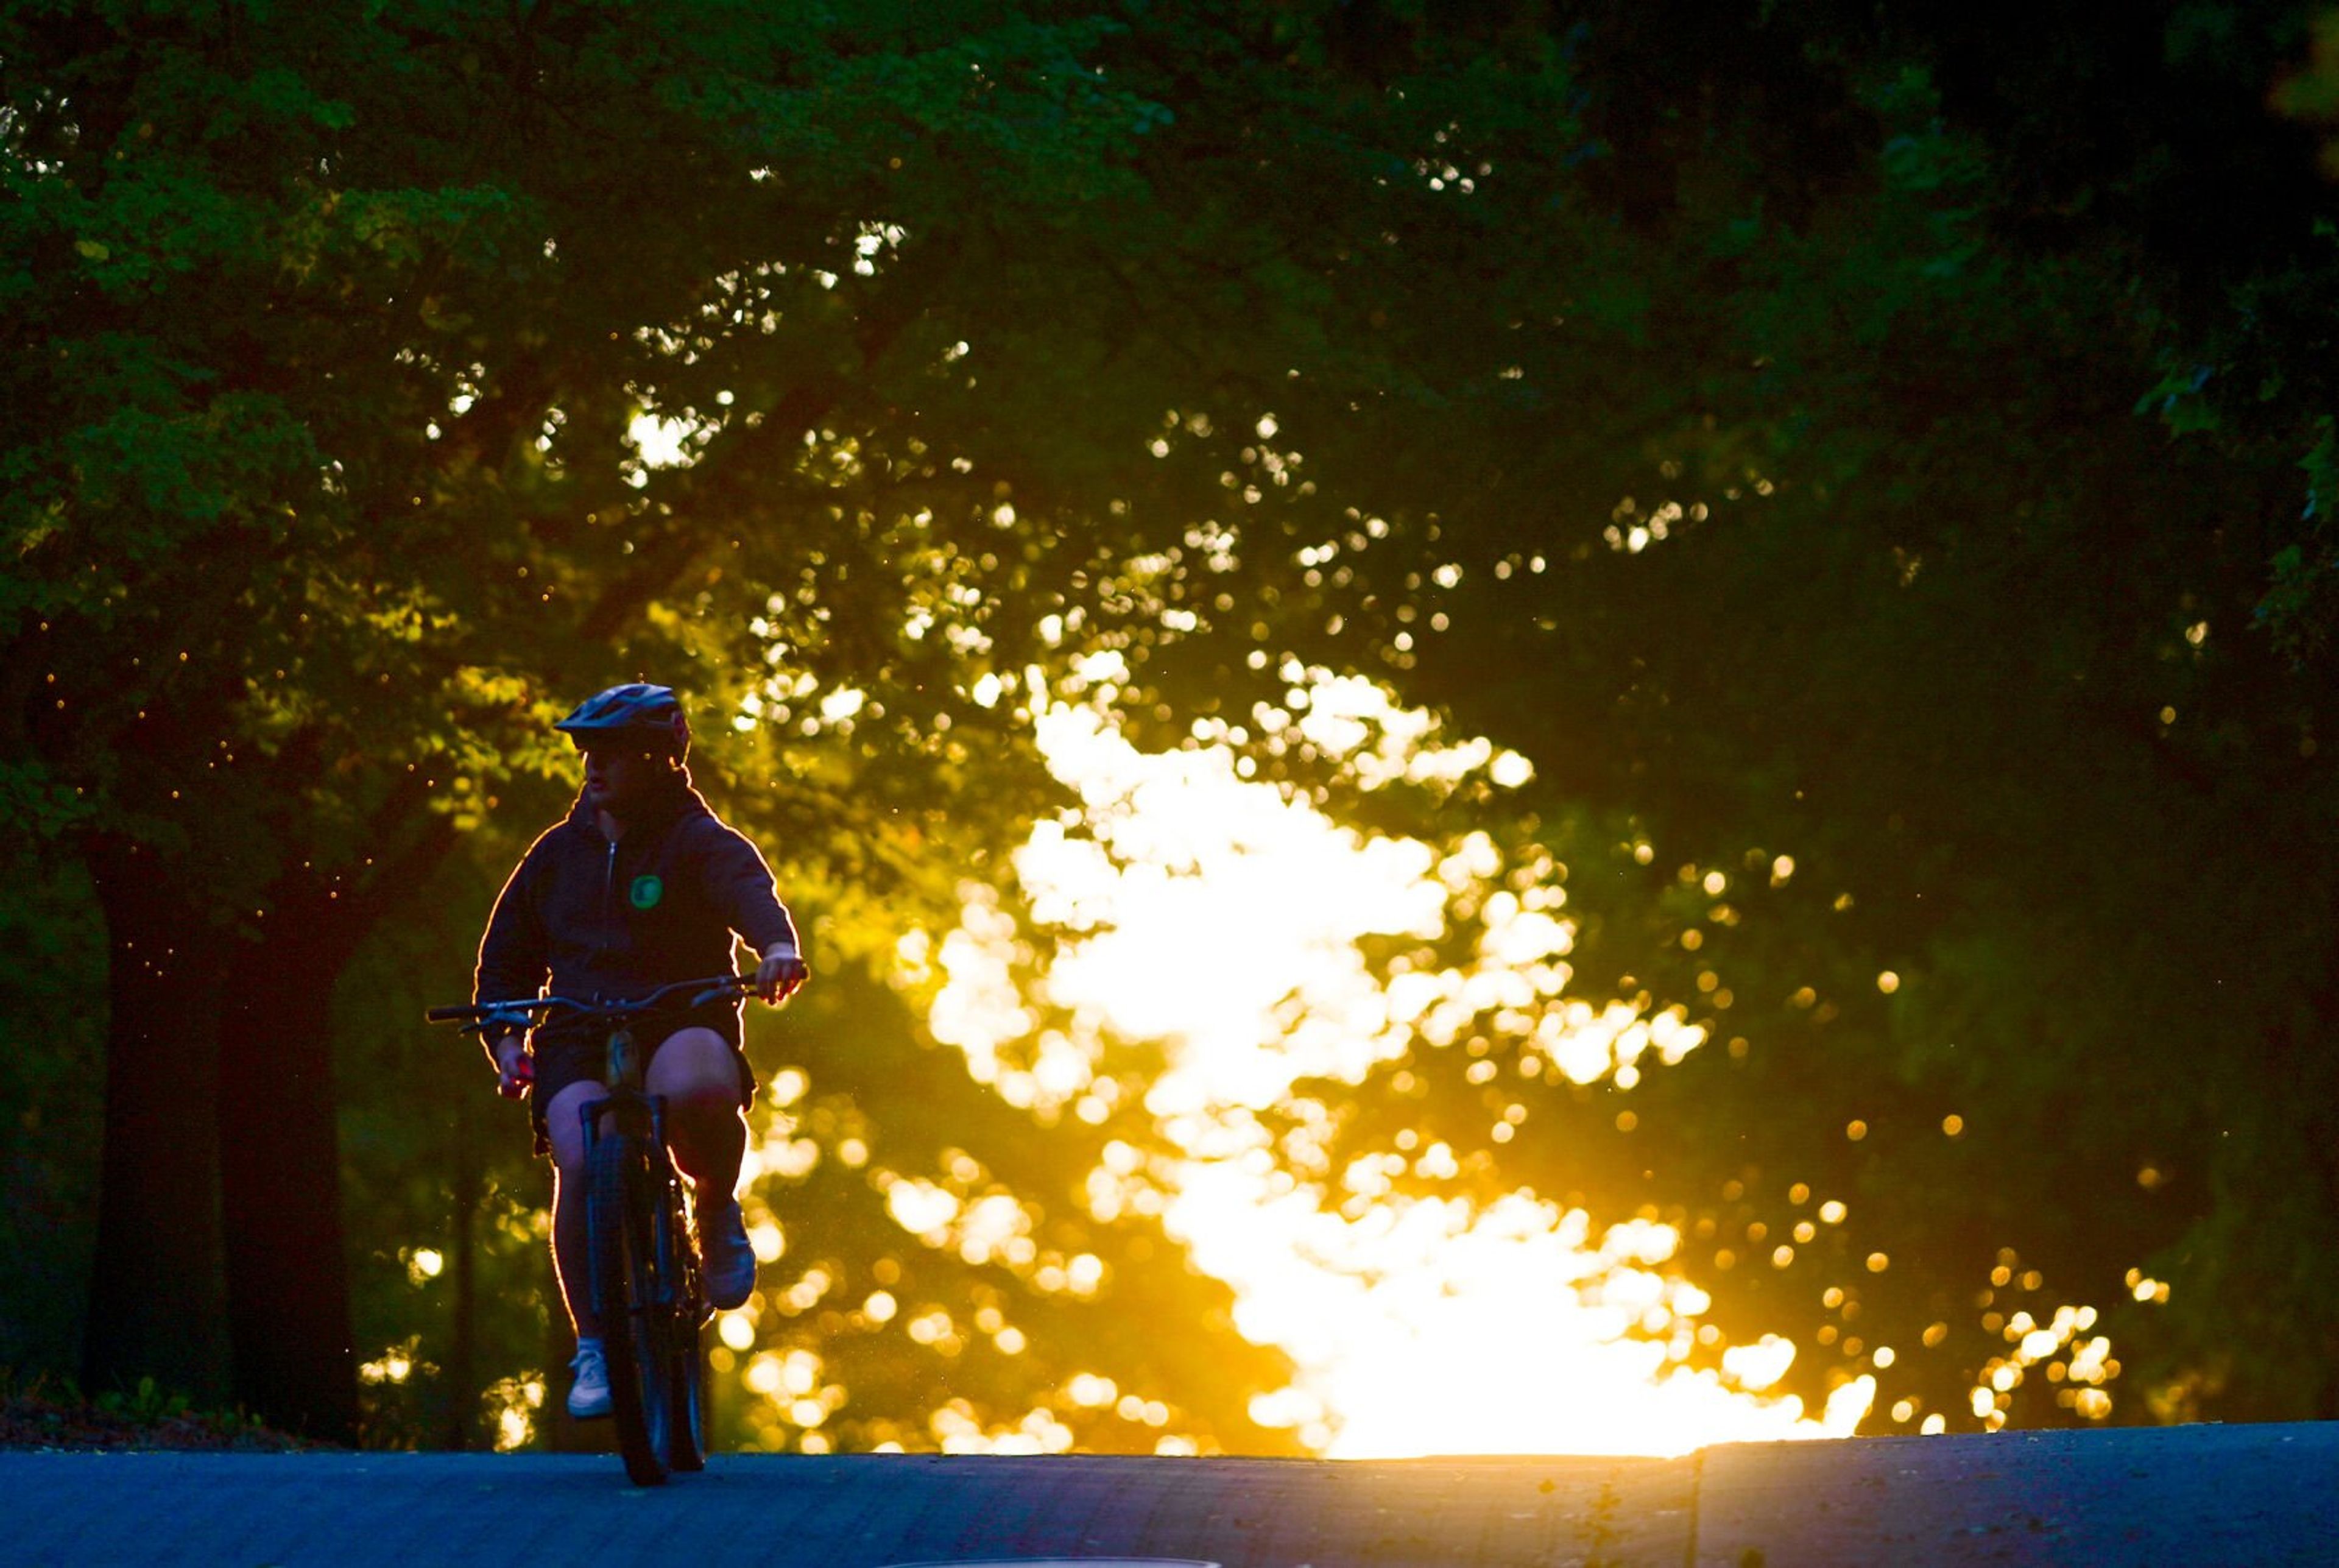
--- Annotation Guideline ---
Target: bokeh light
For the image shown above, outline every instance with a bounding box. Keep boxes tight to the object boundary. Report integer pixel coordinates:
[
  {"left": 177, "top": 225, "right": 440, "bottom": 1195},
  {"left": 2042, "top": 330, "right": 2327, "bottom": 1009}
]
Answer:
[{"left": 927, "top": 676, "right": 1877, "bottom": 1457}]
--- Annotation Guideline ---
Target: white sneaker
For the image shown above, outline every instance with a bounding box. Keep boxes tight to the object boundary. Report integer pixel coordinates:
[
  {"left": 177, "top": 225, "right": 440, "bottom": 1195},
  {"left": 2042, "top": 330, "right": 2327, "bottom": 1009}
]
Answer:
[
  {"left": 567, "top": 1340, "right": 612, "bottom": 1419},
  {"left": 700, "top": 1199, "right": 757, "bottom": 1311}
]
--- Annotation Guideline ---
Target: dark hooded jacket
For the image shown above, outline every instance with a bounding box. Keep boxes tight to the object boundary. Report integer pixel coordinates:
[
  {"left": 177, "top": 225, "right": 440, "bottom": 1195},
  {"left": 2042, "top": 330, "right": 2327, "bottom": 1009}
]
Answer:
[{"left": 472, "top": 768, "right": 797, "bottom": 1047}]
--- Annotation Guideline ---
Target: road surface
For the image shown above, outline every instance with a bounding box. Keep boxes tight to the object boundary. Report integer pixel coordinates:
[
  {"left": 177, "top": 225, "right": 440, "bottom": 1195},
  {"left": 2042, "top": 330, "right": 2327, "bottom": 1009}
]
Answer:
[{"left": 6, "top": 1421, "right": 2333, "bottom": 1565}]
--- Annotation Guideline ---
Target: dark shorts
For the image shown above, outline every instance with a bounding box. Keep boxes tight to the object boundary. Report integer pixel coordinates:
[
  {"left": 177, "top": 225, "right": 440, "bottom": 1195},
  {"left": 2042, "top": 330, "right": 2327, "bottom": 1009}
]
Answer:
[{"left": 526, "top": 1003, "right": 757, "bottom": 1157}]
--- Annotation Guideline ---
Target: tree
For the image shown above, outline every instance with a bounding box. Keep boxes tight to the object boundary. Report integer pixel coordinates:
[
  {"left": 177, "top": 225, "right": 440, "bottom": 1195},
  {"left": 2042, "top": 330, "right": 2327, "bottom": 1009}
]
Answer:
[
  {"left": 0, "top": 0, "right": 1166, "bottom": 1433},
  {"left": 25, "top": 0, "right": 2333, "bottom": 1450},
  {"left": 2, "top": 0, "right": 1593, "bottom": 1442},
  {"left": 1114, "top": 0, "right": 2339, "bottom": 1430}
]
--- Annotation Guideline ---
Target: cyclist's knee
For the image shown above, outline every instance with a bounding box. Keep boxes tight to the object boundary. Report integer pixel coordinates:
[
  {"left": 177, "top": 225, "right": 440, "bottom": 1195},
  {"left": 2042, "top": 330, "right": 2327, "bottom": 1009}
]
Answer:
[{"left": 647, "top": 1027, "right": 741, "bottom": 1105}]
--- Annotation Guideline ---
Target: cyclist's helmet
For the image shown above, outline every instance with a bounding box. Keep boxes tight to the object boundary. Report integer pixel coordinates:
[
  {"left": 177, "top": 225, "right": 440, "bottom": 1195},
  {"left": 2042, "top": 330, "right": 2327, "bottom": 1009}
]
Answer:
[{"left": 554, "top": 682, "right": 691, "bottom": 760}]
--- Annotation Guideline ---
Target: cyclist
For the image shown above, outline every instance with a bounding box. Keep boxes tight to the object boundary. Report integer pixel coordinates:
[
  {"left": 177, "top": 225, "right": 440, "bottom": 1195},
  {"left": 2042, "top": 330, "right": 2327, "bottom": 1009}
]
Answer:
[{"left": 471, "top": 682, "right": 808, "bottom": 1420}]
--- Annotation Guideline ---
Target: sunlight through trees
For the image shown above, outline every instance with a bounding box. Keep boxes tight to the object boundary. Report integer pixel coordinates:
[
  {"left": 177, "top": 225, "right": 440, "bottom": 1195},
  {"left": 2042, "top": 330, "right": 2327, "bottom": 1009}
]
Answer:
[{"left": 9, "top": 0, "right": 2339, "bottom": 1451}]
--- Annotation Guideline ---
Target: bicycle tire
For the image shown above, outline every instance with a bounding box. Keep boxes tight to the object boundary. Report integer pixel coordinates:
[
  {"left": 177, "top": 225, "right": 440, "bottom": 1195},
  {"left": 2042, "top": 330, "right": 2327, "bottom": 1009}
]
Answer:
[
  {"left": 665, "top": 1184, "right": 710, "bottom": 1472},
  {"left": 666, "top": 1321, "right": 709, "bottom": 1470},
  {"left": 588, "top": 1131, "right": 672, "bottom": 1486}
]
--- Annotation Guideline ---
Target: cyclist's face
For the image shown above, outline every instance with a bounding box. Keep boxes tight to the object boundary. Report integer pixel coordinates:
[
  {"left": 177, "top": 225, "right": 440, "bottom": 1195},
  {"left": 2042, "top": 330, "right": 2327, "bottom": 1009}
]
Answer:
[{"left": 582, "top": 747, "right": 662, "bottom": 815}]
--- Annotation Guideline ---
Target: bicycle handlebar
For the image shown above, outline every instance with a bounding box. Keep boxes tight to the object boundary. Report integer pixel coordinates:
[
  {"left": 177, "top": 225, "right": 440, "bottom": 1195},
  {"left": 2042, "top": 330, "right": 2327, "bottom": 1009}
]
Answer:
[{"left": 425, "top": 973, "right": 757, "bottom": 1033}]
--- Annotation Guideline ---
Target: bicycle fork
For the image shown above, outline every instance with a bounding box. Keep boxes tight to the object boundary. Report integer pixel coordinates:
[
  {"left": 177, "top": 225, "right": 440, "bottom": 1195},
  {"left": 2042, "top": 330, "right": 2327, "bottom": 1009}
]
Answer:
[{"left": 578, "top": 1091, "right": 677, "bottom": 1315}]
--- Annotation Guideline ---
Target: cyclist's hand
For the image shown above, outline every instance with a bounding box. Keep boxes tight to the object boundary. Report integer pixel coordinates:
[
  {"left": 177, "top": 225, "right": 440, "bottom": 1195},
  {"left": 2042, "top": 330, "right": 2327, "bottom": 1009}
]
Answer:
[
  {"left": 492, "top": 1035, "right": 535, "bottom": 1100},
  {"left": 757, "top": 945, "right": 809, "bottom": 1006}
]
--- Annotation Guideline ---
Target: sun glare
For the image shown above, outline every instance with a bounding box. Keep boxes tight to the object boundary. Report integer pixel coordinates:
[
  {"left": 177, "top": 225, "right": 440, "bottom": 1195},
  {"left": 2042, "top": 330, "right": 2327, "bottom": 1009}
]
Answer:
[{"left": 926, "top": 673, "right": 1874, "bottom": 1458}]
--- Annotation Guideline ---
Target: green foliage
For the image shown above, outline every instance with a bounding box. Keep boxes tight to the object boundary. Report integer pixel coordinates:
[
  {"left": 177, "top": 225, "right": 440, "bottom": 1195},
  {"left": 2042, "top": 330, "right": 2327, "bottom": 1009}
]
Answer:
[
  {"left": 1115, "top": 0, "right": 2339, "bottom": 1435},
  {"left": 94, "top": 1374, "right": 188, "bottom": 1425},
  {"left": 2260, "top": 417, "right": 2339, "bottom": 658},
  {"left": 0, "top": 1366, "right": 311, "bottom": 1450},
  {"left": 0, "top": 0, "right": 1626, "bottom": 1447},
  {"left": 2272, "top": 9, "right": 2339, "bottom": 172},
  {"left": 16, "top": 0, "right": 2339, "bottom": 1452}
]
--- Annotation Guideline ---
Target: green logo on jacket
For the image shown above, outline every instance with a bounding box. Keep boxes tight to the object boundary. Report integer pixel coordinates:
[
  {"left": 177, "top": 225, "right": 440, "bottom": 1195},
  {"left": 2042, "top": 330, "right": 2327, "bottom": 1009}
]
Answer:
[{"left": 629, "top": 874, "right": 664, "bottom": 910}]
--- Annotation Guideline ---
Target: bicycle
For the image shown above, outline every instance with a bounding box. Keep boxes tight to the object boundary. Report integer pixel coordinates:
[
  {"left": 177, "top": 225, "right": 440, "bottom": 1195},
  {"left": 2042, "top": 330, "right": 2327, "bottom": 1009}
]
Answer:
[{"left": 426, "top": 973, "right": 757, "bottom": 1485}]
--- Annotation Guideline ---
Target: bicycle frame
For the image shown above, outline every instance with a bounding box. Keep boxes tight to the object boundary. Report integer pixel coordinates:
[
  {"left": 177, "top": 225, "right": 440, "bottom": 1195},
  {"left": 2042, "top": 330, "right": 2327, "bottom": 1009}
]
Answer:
[{"left": 577, "top": 1017, "right": 667, "bottom": 1153}]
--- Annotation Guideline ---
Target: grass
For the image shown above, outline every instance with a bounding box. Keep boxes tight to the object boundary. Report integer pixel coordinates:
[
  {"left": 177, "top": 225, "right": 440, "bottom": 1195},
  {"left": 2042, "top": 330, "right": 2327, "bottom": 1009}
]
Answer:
[{"left": 0, "top": 1370, "right": 322, "bottom": 1452}]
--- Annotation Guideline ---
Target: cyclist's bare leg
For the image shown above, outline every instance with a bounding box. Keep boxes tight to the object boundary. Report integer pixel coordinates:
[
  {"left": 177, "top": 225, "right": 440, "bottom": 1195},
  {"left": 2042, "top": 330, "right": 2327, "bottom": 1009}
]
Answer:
[
  {"left": 644, "top": 1026, "right": 749, "bottom": 1202},
  {"left": 543, "top": 1077, "right": 609, "bottom": 1340}
]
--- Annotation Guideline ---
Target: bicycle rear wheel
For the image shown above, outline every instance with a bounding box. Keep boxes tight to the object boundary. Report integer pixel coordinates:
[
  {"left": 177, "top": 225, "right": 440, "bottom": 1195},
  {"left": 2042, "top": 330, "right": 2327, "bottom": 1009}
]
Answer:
[{"left": 587, "top": 1131, "right": 674, "bottom": 1486}]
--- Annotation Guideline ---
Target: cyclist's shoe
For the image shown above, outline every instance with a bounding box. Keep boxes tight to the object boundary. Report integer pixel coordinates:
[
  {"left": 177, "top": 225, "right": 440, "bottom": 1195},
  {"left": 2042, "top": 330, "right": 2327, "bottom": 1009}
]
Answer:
[
  {"left": 566, "top": 1340, "right": 612, "bottom": 1420},
  {"left": 700, "top": 1198, "right": 757, "bottom": 1310}
]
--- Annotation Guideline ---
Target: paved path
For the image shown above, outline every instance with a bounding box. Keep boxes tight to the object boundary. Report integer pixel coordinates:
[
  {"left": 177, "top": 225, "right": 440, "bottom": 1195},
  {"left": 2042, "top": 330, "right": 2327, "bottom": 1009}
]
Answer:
[{"left": 6, "top": 1422, "right": 2333, "bottom": 1566}]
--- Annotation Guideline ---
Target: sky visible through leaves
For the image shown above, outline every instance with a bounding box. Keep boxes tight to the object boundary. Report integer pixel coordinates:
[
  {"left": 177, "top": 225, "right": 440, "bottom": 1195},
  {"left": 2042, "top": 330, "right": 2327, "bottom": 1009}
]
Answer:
[
  {"left": 601, "top": 398, "right": 2159, "bottom": 1457},
  {"left": 913, "top": 665, "right": 1883, "bottom": 1457}
]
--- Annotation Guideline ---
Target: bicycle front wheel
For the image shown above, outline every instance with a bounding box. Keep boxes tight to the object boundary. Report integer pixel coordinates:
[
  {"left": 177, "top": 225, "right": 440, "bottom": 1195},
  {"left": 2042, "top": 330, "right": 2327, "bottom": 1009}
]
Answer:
[
  {"left": 665, "top": 1182, "right": 710, "bottom": 1472},
  {"left": 587, "top": 1131, "right": 674, "bottom": 1486},
  {"left": 666, "top": 1311, "right": 709, "bottom": 1470}
]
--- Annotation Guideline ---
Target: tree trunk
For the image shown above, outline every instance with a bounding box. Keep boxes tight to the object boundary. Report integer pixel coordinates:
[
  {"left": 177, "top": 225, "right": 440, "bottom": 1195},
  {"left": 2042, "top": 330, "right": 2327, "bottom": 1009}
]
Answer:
[
  {"left": 211, "top": 810, "right": 457, "bottom": 1444},
  {"left": 216, "top": 872, "right": 362, "bottom": 1443},
  {"left": 81, "top": 840, "right": 233, "bottom": 1405},
  {"left": 79, "top": 727, "right": 462, "bottom": 1438}
]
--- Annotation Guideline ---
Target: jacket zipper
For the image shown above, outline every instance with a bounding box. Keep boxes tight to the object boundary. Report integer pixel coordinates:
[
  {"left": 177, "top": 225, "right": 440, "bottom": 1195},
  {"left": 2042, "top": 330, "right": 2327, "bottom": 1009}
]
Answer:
[{"left": 595, "top": 835, "right": 619, "bottom": 994}]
